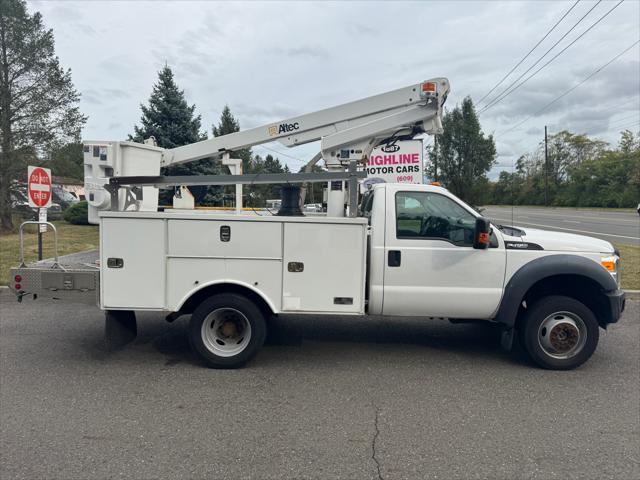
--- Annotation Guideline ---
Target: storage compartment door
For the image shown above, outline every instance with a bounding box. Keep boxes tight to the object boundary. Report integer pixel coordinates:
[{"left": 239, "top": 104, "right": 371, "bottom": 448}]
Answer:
[
  {"left": 282, "top": 223, "right": 365, "bottom": 313},
  {"left": 101, "top": 218, "right": 165, "bottom": 309}
]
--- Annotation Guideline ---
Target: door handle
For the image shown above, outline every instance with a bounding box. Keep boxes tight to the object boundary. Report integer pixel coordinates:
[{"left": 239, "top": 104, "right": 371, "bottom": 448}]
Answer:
[{"left": 388, "top": 250, "right": 401, "bottom": 267}]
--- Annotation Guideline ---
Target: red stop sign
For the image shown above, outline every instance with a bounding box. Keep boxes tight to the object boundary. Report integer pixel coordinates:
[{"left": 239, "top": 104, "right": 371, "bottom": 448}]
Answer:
[{"left": 28, "top": 167, "right": 52, "bottom": 208}]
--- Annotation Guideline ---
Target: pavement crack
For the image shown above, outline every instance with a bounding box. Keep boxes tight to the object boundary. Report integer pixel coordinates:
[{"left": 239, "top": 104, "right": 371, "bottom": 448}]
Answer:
[{"left": 371, "top": 403, "right": 384, "bottom": 480}]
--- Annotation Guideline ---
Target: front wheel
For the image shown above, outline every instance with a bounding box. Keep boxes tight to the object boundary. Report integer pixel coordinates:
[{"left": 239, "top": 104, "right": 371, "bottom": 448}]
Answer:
[
  {"left": 189, "top": 293, "right": 267, "bottom": 368},
  {"left": 519, "top": 295, "right": 599, "bottom": 370}
]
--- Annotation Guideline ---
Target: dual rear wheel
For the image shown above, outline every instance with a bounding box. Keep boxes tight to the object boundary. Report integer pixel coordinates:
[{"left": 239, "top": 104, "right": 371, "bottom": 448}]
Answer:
[{"left": 188, "top": 293, "right": 267, "bottom": 368}]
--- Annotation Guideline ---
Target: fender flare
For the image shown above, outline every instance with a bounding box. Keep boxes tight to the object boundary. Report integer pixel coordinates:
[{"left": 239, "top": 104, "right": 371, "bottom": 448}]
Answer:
[
  {"left": 495, "top": 254, "right": 617, "bottom": 328},
  {"left": 175, "top": 280, "right": 278, "bottom": 314}
]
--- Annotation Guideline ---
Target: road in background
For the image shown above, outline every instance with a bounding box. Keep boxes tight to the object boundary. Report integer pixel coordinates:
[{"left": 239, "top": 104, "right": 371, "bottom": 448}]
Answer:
[
  {"left": 481, "top": 206, "right": 640, "bottom": 246},
  {"left": 1, "top": 290, "right": 638, "bottom": 480}
]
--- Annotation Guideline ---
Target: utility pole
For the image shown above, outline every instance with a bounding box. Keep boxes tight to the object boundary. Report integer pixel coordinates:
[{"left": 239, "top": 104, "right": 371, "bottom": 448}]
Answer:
[{"left": 544, "top": 125, "right": 548, "bottom": 206}]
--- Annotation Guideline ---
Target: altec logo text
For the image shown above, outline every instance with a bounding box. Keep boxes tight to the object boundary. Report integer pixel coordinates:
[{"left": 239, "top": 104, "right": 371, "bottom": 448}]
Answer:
[{"left": 269, "top": 122, "right": 300, "bottom": 136}]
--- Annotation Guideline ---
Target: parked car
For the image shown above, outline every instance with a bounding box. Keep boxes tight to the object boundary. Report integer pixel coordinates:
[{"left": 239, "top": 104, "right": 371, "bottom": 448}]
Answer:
[
  {"left": 303, "top": 203, "right": 323, "bottom": 213},
  {"left": 10, "top": 189, "right": 63, "bottom": 220},
  {"left": 52, "top": 185, "right": 80, "bottom": 210}
]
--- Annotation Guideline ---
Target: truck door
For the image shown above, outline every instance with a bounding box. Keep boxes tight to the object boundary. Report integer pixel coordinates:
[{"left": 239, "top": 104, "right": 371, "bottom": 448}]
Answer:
[{"left": 382, "top": 189, "right": 506, "bottom": 318}]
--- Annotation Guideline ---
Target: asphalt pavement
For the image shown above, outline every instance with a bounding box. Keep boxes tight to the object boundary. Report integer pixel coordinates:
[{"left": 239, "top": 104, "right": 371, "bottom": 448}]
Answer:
[
  {"left": 1, "top": 290, "right": 638, "bottom": 480},
  {"left": 481, "top": 206, "right": 640, "bottom": 246}
]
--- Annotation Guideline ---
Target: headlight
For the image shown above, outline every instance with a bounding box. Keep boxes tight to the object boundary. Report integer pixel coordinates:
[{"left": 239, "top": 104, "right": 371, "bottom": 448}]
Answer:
[{"left": 601, "top": 254, "right": 620, "bottom": 285}]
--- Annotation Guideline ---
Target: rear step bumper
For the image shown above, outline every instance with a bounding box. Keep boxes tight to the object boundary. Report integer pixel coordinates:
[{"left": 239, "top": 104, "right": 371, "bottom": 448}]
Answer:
[{"left": 10, "top": 265, "right": 99, "bottom": 305}]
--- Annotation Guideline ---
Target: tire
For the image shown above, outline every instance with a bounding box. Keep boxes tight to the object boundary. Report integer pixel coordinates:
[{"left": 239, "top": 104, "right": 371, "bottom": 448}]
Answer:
[
  {"left": 188, "top": 293, "right": 267, "bottom": 368},
  {"left": 519, "top": 295, "right": 599, "bottom": 370}
]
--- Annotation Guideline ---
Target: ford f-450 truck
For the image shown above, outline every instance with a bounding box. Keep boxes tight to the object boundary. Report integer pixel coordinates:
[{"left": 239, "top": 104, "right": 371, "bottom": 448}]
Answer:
[{"left": 8, "top": 78, "right": 625, "bottom": 369}]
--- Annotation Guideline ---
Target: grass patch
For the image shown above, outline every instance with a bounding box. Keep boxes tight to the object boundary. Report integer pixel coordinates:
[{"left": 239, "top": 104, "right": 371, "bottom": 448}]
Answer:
[
  {"left": 616, "top": 243, "right": 640, "bottom": 290},
  {"left": 0, "top": 221, "right": 98, "bottom": 285}
]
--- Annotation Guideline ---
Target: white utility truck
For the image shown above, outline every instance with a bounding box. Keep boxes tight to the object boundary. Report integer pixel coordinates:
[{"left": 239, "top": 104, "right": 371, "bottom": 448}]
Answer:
[{"left": 9, "top": 78, "right": 625, "bottom": 370}]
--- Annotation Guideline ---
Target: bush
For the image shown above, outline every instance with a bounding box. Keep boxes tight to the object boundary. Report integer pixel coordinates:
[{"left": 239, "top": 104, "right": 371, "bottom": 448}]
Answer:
[{"left": 63, "top": 201, "right": 89, "bottom": 225}]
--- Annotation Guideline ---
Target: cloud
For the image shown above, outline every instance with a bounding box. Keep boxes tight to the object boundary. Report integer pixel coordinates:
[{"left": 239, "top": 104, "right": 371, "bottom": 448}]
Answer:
[
  {"left": 26, "top": 0, "right": 640, "bottom": 173},
  {"left": 232, "top": 103, "right": 300, "bottom": 129},
  {"left": 271, "top": 46, "right": 329, "bottom": 60},
  {"left": 348, "top": 24, "right": 376, "bottom": 36}
]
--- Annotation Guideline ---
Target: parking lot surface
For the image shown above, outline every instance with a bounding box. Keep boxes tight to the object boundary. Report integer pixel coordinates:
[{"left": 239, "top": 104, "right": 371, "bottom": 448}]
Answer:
[
  {"left": 1, "top": 290, "right": 638, "bottom": 480},
  {"left": 481, "top": 206, "right": 640, "bottom": 246}
]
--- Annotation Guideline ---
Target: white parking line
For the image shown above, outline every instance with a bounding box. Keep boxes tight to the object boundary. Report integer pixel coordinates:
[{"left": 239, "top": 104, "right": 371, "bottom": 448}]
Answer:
[{"left": 489, "top": 217, "right": 640, "bottom": 240}]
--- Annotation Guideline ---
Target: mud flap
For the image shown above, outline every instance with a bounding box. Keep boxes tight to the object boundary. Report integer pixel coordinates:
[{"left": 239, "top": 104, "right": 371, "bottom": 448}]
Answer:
[
  {"left": 105, "top": 310, "right": 137, "bottom": 349},
  {"left": 500, "top": 327, "right": 515, "bottom": 351}
]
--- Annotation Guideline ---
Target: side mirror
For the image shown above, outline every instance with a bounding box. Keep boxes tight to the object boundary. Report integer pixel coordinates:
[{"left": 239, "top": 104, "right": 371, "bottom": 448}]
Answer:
[{"left": 473, "top": 217, "right": 491, "bottom": 250}]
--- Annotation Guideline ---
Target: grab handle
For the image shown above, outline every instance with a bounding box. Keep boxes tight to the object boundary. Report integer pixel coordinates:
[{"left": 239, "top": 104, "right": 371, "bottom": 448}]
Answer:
[{"left": 18, "top": 221, "right": 58, "bottom": 267}]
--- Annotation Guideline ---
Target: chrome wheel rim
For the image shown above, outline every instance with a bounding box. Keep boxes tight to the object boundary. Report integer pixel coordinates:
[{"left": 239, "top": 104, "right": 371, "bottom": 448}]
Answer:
[
  {"left": 537, "top": 311, "right": 587, "bottom": 359},
  {"left": 201, "top": 308, "right": 252, "bottom": 357}
]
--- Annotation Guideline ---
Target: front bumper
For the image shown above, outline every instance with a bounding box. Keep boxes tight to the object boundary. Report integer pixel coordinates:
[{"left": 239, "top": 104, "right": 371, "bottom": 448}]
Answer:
[{"left": 605, "top": 289, "right": 625, "bottom": 324}]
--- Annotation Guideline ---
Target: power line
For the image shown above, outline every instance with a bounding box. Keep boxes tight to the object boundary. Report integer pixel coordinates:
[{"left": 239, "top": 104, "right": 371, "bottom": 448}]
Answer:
[
  {"left": 585, "top": 119, "right": 640, "bottom": 137},
  {"left": 257, "top": 144, "right": 307, "bottom": 165},
  {"left": 479, "top": 0, "right": 601, "bottom": 111},
  {"left": 599, "top": 96, "right": 640, "bottom": 113},
  {"left": 617, "top": 120, "right": 640, "bottom": 131},
  {"left": 608, "top": 112, "right": 640, "bottom": 126},
  {"left": 496, "top": 40, "right": 639, "bottom": 137},
  {"left": 480, "top": 0, "right": 624, "bottom": 114},
  {"left": 602, "top": 119, "right": 640, "bottom": 134},
  {"left": 476, "top": 0, "right": 581, "bottom": 105},
  {"left": 608, "top": 117, "right": 640, "bottom": 131}
]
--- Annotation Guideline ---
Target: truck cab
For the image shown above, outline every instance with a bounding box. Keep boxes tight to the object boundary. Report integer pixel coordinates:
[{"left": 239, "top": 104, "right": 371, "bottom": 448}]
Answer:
[
  {"left": 360, "top": 183, "right": 625, "bottom": 370},
  {"left": 364, "top": 183, "right": 506, "bottom": 319}
]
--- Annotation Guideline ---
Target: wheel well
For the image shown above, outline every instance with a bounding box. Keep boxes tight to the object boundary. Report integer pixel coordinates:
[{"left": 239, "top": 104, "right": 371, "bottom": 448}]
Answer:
[
  {"left": 178, "top": 283, "right": 275, "bottom": 319},
  {"left": 516, "top": 274, "right": 611, "bottom": 329}
]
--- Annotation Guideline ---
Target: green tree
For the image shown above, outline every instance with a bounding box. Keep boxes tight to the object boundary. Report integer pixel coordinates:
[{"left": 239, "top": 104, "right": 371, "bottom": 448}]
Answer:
[
  {"left": 426, "top": 97, "right": 496, "bottom": 205},
  {"left": 490, "top": 130, "right": 640, "bottom": 208},
  {"left": 212, "top": 105, "right": 253, "bottom": 172},
  {"left": 299, "top": 163, "right": 324, "bottom": 204},
  {"left": 0, "top": 0, "right": 86, "bottom": 231},
  {"left": 129, "top": 65, "right": 216, "bottom": 203},
  {"left": 208, "top": 105, "right": 256, "bottom": 206},
  {"left": 48, "top": 142, "right": 83, "bottom": 180},
  {"left": 262, "top": 153, "right": 285, "bottom": 200}
]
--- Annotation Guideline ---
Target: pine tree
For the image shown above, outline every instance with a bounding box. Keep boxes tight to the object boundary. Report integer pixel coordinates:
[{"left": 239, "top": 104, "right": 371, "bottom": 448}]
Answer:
[
  {"left": 209, "top": 106, "right": 256, "bottom": 206},
  {"left": 130, "top": 65, "right": 217, "bottom": 203},
  {"left": 262, "top": 154, "right": 285, "bottom": 199},
  {"left": 212, "top": 105, "right": 253, "bottom": 173},
  {"left": 0, "top": 0, "right": 86, "bottom": 231}
]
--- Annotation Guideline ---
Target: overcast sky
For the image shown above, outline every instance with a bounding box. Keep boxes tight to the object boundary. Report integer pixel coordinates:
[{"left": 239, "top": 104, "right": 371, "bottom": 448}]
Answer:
[{"left": 30, "top": 0, "right": 640, "bottom": 177}]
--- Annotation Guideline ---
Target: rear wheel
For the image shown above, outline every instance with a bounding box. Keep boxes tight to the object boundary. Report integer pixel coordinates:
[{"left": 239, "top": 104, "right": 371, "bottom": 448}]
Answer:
[
  {"left": 188, "top": 293, "right": 267, "bottom": 368},
  {"left": 519, "top": 295, "right": 599, "bottom": 370}
]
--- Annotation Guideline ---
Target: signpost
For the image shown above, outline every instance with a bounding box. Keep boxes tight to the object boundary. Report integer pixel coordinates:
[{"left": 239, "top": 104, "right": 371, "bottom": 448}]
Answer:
[
  {"left": 27, "top": 166, "right": 52, "bottom": 261},
  {"left": 361, "top": 140, "right": 424, "bottom": 192}
]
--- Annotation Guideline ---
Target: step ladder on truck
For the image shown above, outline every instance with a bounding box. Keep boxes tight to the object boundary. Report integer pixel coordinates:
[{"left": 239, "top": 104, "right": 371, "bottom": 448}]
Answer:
[{"left": 9, "top": 78, "right": 625, "bottom": 370}]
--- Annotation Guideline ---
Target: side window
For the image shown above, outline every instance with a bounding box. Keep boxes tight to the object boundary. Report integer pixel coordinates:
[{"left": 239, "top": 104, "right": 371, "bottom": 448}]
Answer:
[{"left": 395, "top": 191, "right": 476, "bottom": 246}]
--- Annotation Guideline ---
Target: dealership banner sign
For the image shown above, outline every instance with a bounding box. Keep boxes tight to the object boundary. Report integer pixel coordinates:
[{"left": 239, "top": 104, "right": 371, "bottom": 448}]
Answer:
[{"left": 361, "top": 140, "right": 423, "bottom": 192}]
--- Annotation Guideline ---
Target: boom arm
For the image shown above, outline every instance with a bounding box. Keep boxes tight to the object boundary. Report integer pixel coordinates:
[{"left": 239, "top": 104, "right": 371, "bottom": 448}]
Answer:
[{"left": 163, "top": 78, "right": 449, "bottom": 168}]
